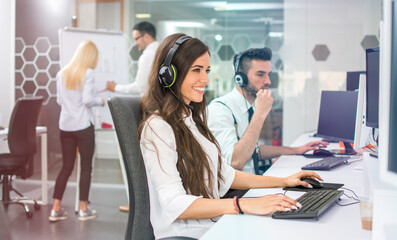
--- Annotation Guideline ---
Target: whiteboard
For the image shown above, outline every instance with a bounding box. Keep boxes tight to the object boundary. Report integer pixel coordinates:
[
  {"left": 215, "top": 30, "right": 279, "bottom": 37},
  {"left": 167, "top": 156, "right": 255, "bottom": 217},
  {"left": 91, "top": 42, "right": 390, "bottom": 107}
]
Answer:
[{"left": 58, "top": 27, "right": 129, "bottom": 127}]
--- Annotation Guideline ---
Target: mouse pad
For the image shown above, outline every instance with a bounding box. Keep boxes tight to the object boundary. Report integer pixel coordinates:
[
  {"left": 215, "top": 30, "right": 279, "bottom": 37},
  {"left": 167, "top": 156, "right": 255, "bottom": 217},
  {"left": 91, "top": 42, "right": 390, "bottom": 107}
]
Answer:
[{"left": 283, "top": 182, "right": 344, "bottom": 192}]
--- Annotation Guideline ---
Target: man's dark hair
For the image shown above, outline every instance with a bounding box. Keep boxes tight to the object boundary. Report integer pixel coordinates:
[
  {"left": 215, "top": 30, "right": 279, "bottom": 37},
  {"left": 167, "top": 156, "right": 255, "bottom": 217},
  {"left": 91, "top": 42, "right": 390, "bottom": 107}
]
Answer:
[
  {"left": 234, "top": 47, "right": 272, "bottom": 74},
  {"left": 133, "top": 21, "right": 156, "bottom": 39}
]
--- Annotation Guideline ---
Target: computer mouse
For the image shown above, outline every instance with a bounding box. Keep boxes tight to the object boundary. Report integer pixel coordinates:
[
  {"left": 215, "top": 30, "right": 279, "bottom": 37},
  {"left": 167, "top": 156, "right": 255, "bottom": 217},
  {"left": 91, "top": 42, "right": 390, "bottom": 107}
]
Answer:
[
  {"left": 302, "top": 178, "right": 323, "bottom": 189},
  {"left": 313, "top": 149, "right": 334, "bottom": 157}
]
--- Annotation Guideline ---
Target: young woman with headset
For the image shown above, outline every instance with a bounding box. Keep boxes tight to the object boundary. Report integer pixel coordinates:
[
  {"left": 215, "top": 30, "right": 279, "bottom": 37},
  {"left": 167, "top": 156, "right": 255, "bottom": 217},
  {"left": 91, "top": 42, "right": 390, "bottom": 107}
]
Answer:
[{"left": 138, "top": 33, "right": 323, "bottom": 239}]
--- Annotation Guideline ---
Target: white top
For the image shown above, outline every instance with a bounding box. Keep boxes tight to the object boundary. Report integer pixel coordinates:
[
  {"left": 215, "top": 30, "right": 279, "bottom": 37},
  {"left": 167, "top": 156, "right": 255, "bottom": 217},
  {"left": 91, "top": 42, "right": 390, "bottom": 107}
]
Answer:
[
  {"left": 140, "top": 113, "right": 235, "bottom": 239},
  {"left": 207, "top": 88, "right": 255, "bottom": 174},
  {"left": 115, "top": 41, "right": 159, "bottom": 95},
  {"left": 56, "top": 68, "right": 103, "bottom": 131}
]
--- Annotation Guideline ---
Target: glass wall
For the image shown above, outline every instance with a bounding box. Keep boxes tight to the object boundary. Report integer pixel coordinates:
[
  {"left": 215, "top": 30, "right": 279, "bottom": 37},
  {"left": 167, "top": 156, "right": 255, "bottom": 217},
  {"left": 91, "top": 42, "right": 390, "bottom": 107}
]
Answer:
[
  {"left": 126, "top": 0, "right": 285, "bottom": 145},
  {"left": 75, "top": 0, "right": 382, "bottom": 146}
]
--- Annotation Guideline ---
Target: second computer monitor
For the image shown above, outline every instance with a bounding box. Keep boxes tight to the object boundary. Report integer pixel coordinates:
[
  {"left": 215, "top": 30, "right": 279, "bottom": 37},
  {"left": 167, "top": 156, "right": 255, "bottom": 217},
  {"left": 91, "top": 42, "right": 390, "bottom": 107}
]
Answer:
[
  {"left": 346, "top": 71, "right": 366, "bottom": 91},
  {"left": 366, "top": 47, "right": 380, "bottom": 128},
  {"left": 316, "top": 91, "right": 359, "bottom": 143}
]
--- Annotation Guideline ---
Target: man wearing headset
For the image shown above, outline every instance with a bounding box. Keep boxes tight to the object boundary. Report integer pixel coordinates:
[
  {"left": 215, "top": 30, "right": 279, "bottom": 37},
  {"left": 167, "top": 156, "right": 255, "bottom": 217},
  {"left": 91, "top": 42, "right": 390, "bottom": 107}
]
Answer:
[
  {"left": 106, "top": 21, "right": 159, "bottom": 95},
  {"left": 207, "top": 47, "right": 328, "bottom": 175}
]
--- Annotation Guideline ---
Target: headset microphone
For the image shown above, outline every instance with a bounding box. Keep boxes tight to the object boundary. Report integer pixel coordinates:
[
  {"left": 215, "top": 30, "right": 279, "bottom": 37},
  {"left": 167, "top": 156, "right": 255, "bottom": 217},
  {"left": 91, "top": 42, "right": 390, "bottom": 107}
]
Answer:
[
  {"left": 168, "top": 88, "right": 193, "bottom": 110},
  {"left": 244, "top": 86, "right": 258, "bottom": 96}
]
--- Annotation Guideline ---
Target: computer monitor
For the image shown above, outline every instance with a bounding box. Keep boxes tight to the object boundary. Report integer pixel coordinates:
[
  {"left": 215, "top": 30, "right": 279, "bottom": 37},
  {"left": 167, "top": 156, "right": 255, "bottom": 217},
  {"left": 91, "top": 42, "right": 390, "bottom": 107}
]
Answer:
[
  {"left": 353, "top": 73, "right": 372, "bottom": 149},
  {"left": 316, "top": 90, "right": 358, "bottom": 143},
  {"left": 379, "top": 0, "right": 397, "bottom": 187},
  {"left": 346, "top": 71, "right": 366, "bottom": 91},
  {"left": 365, "top": 47, "right": 380, "bottom": 128}
]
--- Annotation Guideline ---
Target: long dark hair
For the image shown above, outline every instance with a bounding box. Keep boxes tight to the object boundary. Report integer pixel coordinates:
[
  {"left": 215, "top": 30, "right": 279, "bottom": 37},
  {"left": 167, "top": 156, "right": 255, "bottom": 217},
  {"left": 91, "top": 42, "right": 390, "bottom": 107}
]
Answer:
[{"left": 138, "top": 33, "right": 224, "bottom": 198}]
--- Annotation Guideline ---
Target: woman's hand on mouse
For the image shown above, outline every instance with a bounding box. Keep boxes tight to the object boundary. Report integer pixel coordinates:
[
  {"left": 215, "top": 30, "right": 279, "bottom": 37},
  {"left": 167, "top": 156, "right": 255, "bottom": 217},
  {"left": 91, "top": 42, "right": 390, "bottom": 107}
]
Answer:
[
  {"left": 293, "top": 141, "right": 329, "bottom": 154},
  {"left": 239, "top": 194, "right": 302, "bottom": 215},
  {"left": 283, "top": 170, "right": 323, "bottom": 188}
]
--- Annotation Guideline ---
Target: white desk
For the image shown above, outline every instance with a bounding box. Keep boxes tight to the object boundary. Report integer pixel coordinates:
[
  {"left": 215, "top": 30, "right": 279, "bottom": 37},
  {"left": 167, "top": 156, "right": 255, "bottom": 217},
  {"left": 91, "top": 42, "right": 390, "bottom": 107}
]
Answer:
[
  {"left": 201, "top": 133, "right": 371, "bottom": 240},
  {"left": 0, "top": 126, "right": 48, "bottom": 205}
]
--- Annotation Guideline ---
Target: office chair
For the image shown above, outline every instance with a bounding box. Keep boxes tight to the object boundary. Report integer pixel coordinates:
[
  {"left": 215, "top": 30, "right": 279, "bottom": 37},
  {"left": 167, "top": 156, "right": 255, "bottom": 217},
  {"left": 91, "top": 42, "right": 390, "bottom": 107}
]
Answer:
[
  {"left": 0, "top": 96, "right": 43, "bottom": 218},
  {"left": 108, "top": 96, "right": 196, "bottom": 240}
]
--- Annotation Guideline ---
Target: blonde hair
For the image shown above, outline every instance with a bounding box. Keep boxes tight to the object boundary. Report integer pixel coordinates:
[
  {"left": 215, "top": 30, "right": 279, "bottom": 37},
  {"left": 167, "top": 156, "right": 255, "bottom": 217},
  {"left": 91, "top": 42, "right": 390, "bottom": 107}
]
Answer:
[{"left": 62, "top": 40, "right": 98, "bottom": 90}]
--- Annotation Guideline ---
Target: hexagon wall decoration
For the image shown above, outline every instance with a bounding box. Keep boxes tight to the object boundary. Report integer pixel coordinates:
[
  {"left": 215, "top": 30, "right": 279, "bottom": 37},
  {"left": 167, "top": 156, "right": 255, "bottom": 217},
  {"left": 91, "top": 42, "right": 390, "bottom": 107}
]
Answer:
[
  {"left": 361, "top": 35, "right": 379, "bottom": 50},
  {"left": 312, "top": 44, "right": 330, "bottom": 61},
  {"left": 15, "top": 37, "right": 59, "bottom": 105},
  {"left": 218, "top": 45, "right": 235, "bottom": 61}
]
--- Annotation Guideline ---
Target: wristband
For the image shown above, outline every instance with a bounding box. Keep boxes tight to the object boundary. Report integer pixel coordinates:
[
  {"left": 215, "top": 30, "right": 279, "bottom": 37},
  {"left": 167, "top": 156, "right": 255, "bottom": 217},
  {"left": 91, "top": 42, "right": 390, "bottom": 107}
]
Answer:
[{"left": 234, "top": 196, "right": 244, "bottom": 214}]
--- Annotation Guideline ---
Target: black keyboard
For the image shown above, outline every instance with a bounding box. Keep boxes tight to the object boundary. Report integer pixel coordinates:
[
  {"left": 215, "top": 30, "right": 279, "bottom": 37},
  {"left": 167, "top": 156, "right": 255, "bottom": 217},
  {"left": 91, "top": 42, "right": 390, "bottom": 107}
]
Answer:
[
  {"left": 272, "top": 189, "right": 343, "bottom": 219},
  {"left": 301, "top": 156, "right": 350, "bottom": 170}
]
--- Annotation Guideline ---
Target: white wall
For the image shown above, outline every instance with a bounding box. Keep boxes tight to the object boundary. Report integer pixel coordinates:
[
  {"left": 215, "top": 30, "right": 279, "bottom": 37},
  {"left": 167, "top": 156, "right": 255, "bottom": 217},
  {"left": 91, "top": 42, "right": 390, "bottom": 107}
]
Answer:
[
  {"left": 282, "top": 0, "right": 382, "bottom": 145},
  {"left": 0, "top": 0, "right": 15, "bottom": 127}
]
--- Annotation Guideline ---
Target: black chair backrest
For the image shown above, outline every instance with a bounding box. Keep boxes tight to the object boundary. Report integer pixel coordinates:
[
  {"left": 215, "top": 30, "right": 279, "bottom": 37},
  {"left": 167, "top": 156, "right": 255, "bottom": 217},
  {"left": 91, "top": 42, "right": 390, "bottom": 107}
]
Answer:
[
  {"left": 108, "top": 96, "right": 154, "bottom": 240},
  {"left": 8, "top": 96, "right": 43, "bottom": 156}
]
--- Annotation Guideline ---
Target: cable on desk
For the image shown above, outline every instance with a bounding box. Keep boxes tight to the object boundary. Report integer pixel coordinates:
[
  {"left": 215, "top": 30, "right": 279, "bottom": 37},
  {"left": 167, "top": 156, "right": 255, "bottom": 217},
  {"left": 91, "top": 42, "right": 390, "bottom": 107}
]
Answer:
[
  {"left": 336, "top": 199, "right": 359, "bottom": 206},
  {"left": 341, "top": 187, "right": 359, "bottom": 200},
  {"left": 335, "top": 187, "right": 360, "bottom": 206}
]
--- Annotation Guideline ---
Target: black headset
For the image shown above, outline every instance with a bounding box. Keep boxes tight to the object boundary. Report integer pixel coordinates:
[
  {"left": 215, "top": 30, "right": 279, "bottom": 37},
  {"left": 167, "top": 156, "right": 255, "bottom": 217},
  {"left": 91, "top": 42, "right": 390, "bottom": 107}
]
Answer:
[
  {"left": 234, "top": 51, "right": 249, "bottom": 87},
  {"left": 158, "top": 35, "right": 192, "bottom": 88}
]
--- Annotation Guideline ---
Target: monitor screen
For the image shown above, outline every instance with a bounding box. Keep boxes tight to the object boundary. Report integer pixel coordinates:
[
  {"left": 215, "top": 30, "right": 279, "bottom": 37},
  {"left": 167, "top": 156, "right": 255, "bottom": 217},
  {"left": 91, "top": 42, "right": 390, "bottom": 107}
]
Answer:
[
  {"left": 316, "top": 91, "right": 358, "bottom": 143},
  {"left": 366, "top": 47, "right": 380, "bottom": 128},
  {"left": 346, "top": 71, "right": 366, "bottom": 91}
]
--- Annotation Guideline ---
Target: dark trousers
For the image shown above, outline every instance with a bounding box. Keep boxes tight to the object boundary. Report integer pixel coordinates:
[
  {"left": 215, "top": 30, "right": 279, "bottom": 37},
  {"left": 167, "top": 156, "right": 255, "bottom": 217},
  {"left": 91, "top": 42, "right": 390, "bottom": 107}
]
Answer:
[{"left": 53, "top": 125, "right": 95, "bottom": 201}]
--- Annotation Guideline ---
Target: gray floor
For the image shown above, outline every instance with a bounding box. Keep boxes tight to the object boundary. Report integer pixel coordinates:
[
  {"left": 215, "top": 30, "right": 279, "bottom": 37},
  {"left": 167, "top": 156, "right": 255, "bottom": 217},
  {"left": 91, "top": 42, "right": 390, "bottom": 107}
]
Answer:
[{"left": 1, "top": 158, "right": 129, "bottom": 240}]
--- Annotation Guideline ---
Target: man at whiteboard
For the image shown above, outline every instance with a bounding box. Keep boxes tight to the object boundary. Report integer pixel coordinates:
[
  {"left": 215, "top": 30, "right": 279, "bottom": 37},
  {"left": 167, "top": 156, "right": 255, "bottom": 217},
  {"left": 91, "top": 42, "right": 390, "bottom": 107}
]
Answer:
[{"left": 106, "top": 21, "right": 159, "bottom": 95}]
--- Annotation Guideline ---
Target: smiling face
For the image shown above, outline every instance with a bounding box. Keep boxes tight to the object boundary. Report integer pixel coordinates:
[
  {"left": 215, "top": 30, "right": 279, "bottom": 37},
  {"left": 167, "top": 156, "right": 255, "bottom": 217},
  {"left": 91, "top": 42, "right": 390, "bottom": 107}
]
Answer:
[
  {"left": 180, "top": 52, "right": 210, "bottom": 105},
  {"left": 246, "top": 59, "right": 272, "bottom": 91}
]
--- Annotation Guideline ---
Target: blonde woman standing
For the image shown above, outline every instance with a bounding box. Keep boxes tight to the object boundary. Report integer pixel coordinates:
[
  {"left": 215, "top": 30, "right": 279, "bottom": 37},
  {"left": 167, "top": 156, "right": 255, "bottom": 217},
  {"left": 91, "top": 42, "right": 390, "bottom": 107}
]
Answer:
[{"left": 49, "top": 40, "right": 105, "bottom": 222}]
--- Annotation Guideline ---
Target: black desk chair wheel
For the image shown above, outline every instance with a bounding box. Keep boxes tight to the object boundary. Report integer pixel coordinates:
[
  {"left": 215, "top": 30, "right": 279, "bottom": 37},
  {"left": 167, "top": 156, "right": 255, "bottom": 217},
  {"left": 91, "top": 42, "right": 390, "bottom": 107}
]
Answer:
[{"left": 0, "top": 96, "right": 43, "bottom": 218}]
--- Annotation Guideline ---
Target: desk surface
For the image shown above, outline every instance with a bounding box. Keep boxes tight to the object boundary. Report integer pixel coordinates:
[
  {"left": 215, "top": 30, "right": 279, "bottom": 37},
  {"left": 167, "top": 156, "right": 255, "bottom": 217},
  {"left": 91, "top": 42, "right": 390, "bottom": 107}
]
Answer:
[{"left": 201, "top": 133, "right": 371, "bottom": 240}]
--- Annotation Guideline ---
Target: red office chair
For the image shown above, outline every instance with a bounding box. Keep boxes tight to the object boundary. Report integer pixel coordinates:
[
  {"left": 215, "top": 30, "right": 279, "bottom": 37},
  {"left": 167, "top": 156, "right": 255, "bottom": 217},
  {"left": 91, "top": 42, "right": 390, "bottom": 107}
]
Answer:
[{"left": 0, "top": 96, "right": 43, "bottom": 218}]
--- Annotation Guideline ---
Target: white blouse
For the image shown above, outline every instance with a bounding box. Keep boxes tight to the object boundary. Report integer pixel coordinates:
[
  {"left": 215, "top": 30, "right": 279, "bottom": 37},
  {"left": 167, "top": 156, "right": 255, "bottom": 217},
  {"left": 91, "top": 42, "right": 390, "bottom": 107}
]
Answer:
[
  {"left": 140, "top": 113, "right": 235, "bottom": 239},
  {"left": 207, "top": 88, "right": 256, "bottom": 174},
  {"left": 56, "top": 68, "right": 103, "bottom": 131},
  {"left": 114, "top": 41, "right": 159, "bottom": 95}
]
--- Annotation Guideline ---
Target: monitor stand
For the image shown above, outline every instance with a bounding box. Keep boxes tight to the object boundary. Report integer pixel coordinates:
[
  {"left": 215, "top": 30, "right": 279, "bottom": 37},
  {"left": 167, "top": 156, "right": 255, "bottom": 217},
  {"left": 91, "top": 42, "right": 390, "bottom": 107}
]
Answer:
[
  {"left": 331, "top": 142, "right": 357, "bottom": 155},
  {"left": 343, "top": 141, "right": 357, "bottom": 154}
]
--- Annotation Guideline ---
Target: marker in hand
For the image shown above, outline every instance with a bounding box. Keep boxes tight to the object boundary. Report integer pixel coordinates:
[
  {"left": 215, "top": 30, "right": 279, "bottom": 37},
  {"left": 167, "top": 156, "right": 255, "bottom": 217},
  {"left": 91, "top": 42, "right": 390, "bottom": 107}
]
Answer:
[{"left": 97, "top": 88, "right": 108, "bottom": 93}]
